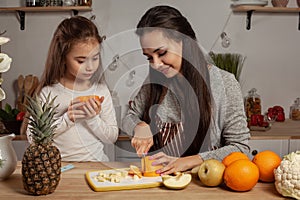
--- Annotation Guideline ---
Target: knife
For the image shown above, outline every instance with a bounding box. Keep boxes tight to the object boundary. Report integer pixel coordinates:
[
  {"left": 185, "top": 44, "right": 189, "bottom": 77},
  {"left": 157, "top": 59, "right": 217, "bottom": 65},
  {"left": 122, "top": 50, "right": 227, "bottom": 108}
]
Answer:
[{"left": 141, "top": 153, "right": 146, "bottom": 173}]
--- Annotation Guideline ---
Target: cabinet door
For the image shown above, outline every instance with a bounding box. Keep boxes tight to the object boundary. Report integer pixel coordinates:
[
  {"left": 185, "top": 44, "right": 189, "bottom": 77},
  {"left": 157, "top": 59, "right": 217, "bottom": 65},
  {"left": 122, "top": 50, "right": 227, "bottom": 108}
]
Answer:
[
  {"left": 248, "top": 139, "right": 289, "bottom": 159},
  {"left": 12, "top": 140, "right": 29, "bottom": 161},
  {"left": 289, "top": 139, "right": 300, "bottom": 153},
  {"left": 115, "top": 140, "right": 140, "bottom": 162}
]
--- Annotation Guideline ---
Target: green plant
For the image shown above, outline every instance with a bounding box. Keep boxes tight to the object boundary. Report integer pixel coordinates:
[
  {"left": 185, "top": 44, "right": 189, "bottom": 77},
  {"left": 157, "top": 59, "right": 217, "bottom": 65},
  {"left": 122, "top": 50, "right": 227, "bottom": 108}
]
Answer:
[
  {"left": 209, "top": 52, "right": 245, "bottom": 82},
  {"left": 0, "top": 103, "right": 20, "bottom": 121}
]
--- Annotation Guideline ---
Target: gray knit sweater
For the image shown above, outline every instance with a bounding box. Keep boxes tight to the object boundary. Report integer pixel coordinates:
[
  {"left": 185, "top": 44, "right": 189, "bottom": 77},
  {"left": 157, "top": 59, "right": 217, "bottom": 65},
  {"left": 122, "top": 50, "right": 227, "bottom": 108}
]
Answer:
[{"left": 121, "top": 65, "right": 250, "bottom": 161}]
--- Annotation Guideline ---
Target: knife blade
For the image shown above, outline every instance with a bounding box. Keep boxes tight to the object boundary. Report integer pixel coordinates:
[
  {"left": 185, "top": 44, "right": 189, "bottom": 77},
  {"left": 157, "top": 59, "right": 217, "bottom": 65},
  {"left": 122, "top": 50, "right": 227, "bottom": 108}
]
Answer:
[{"left": 141, "top": 153, "right": 146, "bottom": 173}]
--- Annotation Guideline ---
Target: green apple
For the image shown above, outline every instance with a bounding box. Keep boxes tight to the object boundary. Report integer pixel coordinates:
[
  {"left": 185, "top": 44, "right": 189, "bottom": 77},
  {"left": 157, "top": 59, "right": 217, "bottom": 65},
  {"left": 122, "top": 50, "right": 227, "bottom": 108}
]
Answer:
[{"left": 198, "top": 159, "right": 225, "bottom": 187}]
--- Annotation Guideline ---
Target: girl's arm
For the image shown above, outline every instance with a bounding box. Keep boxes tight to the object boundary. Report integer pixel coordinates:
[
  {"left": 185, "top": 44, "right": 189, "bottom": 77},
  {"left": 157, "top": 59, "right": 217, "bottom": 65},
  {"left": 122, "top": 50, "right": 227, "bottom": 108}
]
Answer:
[{"left": 84, "top": 85, "right": 118, "bottom": 144}]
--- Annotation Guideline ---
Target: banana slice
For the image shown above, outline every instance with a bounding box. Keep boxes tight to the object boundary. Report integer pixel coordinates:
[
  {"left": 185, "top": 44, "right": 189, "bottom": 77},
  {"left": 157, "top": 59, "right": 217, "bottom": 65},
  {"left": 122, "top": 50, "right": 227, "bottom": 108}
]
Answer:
[{"left": 163, "top": 173, "right": 192, "bottom": 190}]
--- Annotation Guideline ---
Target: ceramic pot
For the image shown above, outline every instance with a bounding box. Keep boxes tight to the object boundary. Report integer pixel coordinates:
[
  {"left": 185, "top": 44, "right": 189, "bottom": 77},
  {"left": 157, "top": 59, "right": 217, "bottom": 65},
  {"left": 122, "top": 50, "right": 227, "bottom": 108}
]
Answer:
[
  {"left": 271, "top": 0, "right": 289, "bottom": 7},
  {"left": 0, "top": 134, "right": 17, "bottom": 180}
]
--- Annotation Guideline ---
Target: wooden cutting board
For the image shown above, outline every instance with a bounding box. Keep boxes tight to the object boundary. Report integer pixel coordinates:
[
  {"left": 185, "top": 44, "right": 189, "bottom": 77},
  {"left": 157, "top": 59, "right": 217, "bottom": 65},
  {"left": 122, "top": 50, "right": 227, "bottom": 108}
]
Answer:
[{"left": 86, "top": 168, "right": 163, "bottom": 192}]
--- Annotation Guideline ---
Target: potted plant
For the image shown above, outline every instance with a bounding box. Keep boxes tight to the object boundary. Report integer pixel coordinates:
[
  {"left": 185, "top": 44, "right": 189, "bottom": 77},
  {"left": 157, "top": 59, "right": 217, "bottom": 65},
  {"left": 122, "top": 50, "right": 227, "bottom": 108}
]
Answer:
[
  {"left": 0, "top": 103, "right": 25, "bottom": 135},
  {"left": 0, "top": 36, "right": 25, "bottom": 135},
  {"left": 209, "top": 52, "right": 246, "bottom": 82}
]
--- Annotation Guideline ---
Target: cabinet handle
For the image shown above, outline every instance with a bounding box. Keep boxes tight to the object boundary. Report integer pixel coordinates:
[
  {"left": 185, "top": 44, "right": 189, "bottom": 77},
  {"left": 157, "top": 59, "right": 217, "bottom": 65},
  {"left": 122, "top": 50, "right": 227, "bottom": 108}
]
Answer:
[{"left": 251, "top": 150, "right": 258, "bottom": 156}]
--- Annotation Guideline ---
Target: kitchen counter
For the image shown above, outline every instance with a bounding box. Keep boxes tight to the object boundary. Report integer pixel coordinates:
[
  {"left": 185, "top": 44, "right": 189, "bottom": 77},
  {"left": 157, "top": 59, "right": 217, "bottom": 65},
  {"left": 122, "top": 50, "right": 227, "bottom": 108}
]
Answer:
[
  {"left": 250, "top": 119, "right": 300, "bottom": 140},
  {"left": 0, "top": 162, "right": 286, "bottom": 200},
  {"left": 4, "top": 119, "right": 300, "bottom": 141}
]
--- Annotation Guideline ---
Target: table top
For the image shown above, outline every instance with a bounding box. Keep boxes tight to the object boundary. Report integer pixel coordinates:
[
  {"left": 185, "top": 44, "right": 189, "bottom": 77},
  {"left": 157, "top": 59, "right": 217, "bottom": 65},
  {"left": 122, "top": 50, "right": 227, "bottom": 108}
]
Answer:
[
  {"left": 0, "top": 162, "right": 287, "bottom": 200},
  {"left": 250, "top": 119, "right": 300, "bottom": 140}
]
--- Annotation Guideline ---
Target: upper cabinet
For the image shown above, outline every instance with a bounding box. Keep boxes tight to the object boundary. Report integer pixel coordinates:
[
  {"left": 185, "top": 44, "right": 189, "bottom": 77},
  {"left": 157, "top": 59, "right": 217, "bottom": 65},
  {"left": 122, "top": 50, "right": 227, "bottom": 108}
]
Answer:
[
  {"left": 0, "top": 6, "right": 92, "bottom": 30},
  {"left": 231, "top": 6, "right": 300, "bottom": 30}
]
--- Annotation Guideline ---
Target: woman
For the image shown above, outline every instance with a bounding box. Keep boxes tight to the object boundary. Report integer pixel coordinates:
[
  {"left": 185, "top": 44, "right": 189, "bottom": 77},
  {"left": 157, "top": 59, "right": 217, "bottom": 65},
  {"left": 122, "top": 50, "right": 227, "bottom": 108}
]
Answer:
[{"left": 121, "top": 5, "right": 250, "bottom": 174}]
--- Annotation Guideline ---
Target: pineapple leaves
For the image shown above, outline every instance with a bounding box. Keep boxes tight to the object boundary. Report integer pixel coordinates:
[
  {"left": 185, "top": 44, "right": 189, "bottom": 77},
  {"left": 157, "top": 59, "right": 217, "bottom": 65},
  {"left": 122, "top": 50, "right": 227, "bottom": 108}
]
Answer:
[{"left": 24, "top": 93, "right": 59, "bottom": 145}]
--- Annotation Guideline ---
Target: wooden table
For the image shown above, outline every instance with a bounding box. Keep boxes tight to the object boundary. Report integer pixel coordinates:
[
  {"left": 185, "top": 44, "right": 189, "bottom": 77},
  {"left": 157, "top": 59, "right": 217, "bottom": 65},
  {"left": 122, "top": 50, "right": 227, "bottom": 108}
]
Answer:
[
  {"left": 0, "top": 162, "right": 287, "bottom": 200},
  {"left": 250, "top": 119, "right": 300, "bottom": 140}
]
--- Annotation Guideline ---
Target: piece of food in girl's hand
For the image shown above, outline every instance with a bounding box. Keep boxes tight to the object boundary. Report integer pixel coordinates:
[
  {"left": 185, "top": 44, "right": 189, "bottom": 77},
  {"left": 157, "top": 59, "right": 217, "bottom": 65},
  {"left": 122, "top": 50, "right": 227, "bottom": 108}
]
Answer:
[
  {"left": 76, "top": 95, "right": 104, "bottom": 111},
  {"left": 77, "top": 95, "right": 104, "bottom": 103}
]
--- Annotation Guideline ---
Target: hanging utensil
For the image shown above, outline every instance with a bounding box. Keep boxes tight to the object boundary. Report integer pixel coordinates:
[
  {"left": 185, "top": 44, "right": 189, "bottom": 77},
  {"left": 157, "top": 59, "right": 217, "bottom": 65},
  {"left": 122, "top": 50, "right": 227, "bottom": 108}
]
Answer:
[
  {"left": 28, "top": 76, "right": 39, "bottom": 97},
  {"left": 23, "top": 75, "right": 34, "bottom": 107},
  {"left": 17, "top": 75, "right": 24, "bottom": 111}
]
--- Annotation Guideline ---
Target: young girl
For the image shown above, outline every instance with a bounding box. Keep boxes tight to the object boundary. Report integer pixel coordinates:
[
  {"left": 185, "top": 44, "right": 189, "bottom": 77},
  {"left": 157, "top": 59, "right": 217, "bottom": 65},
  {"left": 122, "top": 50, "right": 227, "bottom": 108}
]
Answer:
[
  {"left": 121, "top": 5, "right": 250, "bottom": 174},
  {"left": 26, "top": 16, "right": 118, "bottom": 161}
]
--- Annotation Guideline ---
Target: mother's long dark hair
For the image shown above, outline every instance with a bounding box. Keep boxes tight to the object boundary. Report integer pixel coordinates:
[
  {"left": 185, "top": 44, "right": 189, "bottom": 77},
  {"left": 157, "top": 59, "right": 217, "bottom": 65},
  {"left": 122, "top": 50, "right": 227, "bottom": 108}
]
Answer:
[{"left": 136, "top": 5, "right": 212, "bottom": 156}]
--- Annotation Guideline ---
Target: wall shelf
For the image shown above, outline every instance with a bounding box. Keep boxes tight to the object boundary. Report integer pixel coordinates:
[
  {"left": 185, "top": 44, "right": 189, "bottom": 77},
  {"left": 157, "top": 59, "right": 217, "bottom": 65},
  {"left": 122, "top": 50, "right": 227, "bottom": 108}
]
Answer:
[
  {"left": 232, "top": 6, "right": 300, "bottom": 30},
  {"left": 0, "top": 6, "right": 92, "bottom": 30}
]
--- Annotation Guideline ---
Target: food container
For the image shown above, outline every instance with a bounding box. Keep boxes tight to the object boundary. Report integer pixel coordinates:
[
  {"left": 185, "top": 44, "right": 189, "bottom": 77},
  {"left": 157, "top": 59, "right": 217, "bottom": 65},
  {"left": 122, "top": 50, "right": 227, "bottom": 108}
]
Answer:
[
  {"left": 245, "top": 88, "right": 262, "bottom": 124},
  {"left": 290, "top": 98, "right": 300, "bottom": 120},
  {"left": 271, "top": 0, "right": 289, "bottom": 7}
]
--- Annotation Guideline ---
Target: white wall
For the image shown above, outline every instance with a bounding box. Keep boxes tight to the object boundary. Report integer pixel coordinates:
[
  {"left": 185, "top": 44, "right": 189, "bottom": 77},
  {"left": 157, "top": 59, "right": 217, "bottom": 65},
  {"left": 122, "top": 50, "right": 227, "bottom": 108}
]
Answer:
[{"left": 0, "top": 0, "right": 299, "bottom": 120}]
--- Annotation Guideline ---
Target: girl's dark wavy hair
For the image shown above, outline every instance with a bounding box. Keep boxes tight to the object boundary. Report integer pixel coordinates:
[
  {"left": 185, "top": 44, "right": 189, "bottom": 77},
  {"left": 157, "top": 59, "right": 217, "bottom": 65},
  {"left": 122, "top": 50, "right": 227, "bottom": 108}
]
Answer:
[{"left": 136, "top": 5, "right": 212, "bottom": 156}]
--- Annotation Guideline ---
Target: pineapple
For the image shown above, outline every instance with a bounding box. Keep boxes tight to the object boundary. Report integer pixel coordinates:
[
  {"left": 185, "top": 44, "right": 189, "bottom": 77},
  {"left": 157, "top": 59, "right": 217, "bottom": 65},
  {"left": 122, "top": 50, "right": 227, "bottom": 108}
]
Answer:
[{"left": 22, "top": 93, "right": 61, "bottom": 195}]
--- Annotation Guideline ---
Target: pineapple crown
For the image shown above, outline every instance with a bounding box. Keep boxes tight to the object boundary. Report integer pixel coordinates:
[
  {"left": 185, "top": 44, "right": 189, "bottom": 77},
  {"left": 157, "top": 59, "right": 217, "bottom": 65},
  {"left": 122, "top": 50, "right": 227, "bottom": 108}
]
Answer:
[{"left": 25, "top": 93, "right": 59, "bottom": 144}]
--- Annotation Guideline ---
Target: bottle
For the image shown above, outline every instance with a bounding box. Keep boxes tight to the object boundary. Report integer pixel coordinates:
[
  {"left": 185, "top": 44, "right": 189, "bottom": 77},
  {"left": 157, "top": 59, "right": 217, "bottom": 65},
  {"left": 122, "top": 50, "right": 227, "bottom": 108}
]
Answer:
[
  {"left": 245, "top": 88, "right": 261, "bottom": 122},
  {"left": 26, "top": 0, "right": 40, "bottom": 6},
  {"left": 290, "top": 98, "right": 300, "bottom": 120},
  {"left": 78, "top": 0, "right": 92, "bottom": 6}
]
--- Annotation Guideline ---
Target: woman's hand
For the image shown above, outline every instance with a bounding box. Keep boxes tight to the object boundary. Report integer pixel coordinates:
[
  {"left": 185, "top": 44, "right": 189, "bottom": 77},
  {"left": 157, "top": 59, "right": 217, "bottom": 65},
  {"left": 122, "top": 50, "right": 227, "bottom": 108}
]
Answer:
[
  {"left": 132, "top": 122, "right": 153, "bottom": 157},
  {"left": 150, "top": 152, "right": 203, "bottom": 175}
]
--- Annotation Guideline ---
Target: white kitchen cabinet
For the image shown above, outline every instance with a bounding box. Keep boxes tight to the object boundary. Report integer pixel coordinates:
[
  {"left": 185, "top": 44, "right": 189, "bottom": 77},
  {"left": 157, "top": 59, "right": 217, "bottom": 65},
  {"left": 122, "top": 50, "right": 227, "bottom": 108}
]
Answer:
[
  {"left": 289, "top": 139, "right": 300, "bottom": 153},
  {"left": 114, "top": 140, "right": 140, "bottom": 162},
  {"left": 248, "top": 139, "right": 289, "bottom": 159},
  {"left": 12, "top": 140, "right": 29, "bottom": 161}
]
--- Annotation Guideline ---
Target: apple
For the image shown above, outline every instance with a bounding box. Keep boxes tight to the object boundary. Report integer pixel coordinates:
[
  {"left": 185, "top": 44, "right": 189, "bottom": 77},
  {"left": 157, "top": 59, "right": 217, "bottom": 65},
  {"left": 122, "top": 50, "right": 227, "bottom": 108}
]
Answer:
[
  {"left": 162, "top": 173, "right": 192, "bottom": 190},
  {"left": 198, "top": 159, "right": 225, "bottom": 187}
]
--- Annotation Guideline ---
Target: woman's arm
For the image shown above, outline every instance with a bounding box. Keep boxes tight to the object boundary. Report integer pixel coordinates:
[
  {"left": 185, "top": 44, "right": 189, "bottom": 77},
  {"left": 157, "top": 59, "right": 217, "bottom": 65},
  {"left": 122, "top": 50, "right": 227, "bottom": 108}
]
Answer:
[
  {"left": 121, "top": 85, "right": 149, "bottom": 136},
  {"left": 200, "top": 71, "right": 250, "bottom": 161}
]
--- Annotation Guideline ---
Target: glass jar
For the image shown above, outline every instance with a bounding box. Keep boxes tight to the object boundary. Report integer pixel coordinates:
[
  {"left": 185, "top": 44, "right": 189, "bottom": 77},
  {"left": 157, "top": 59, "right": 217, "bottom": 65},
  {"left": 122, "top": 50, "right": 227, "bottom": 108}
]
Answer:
[
  {"left": 290, "top": 98, "right": 300, "bottom": 120},
  {"left": 26, "top": 0, "right": 40, "bottom": 6},
  {"left": 245, "top": 88, "right": 261, "bottom": 121},
  {"left": 78, "top": 0, "right": 92, "bottom": 6}
]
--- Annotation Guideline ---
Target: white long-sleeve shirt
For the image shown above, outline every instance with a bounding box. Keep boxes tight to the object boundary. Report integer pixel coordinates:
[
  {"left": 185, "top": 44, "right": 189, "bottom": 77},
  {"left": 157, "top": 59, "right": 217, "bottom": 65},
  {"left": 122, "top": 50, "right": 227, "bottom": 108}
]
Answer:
[{"left": 27, "top": 82, "right": 119, "bottom": 161}]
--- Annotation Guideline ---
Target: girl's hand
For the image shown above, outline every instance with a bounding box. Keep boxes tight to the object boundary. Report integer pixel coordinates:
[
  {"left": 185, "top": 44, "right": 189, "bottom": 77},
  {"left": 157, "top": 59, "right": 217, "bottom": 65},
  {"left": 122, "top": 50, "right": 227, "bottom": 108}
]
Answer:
[
  {"left": 150, "top": 152, "right": 203, "bottom": 175},
  {"left": 81, "top": 98, "right": 102, "bottom": 119},
  {"left": 132, "top": 122, "right": 153, "bottom": 157},
  {"left": 68, "top": 98, "right": 101, "bottom": 121},
  {"left": 67, "top": 99, "right": 86, "bottom": 122}
]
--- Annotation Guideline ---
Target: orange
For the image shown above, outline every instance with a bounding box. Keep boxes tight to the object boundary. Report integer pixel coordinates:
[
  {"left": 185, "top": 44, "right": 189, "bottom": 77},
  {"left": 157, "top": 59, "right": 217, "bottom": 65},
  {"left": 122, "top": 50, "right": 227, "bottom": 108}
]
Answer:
[
  {"left": 222, "top": 152, "right": 250, "bottom": 167},
  {"left": 77, "top": 95, "right": 104, "bottom": 103},
  {"left": 252, "top": 150, "right": 281, "bottom": 182},
  {"left": 223, "top": 159, "right": 259, "bottom": 192}
]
